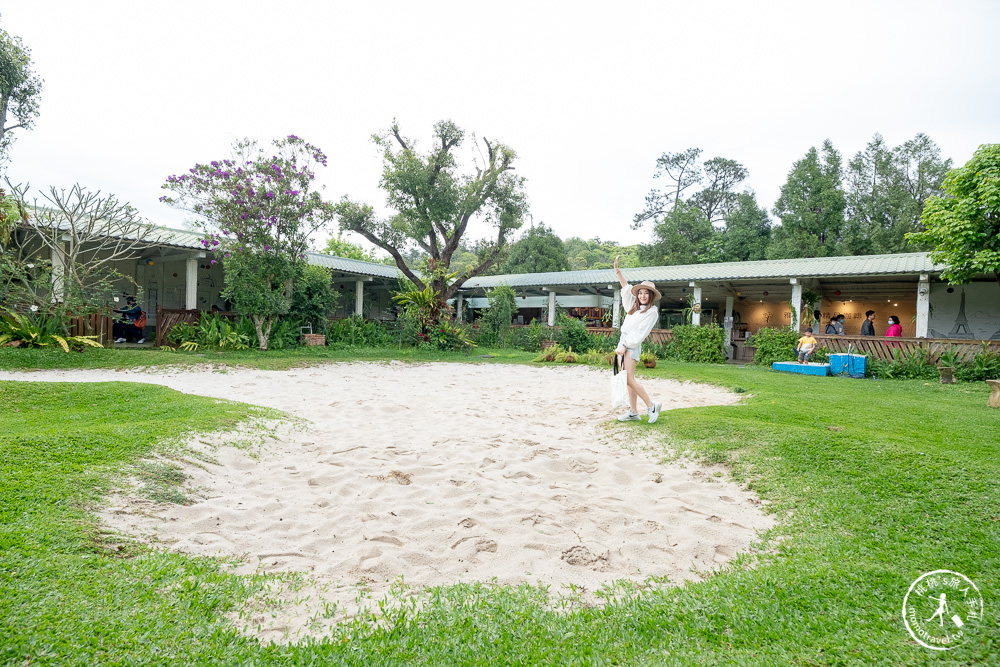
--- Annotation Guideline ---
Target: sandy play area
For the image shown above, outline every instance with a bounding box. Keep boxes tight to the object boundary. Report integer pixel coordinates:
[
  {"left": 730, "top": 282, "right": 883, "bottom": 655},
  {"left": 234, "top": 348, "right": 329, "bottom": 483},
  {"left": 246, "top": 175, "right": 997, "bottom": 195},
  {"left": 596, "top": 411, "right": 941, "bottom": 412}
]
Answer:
[{"left": 2, "top": 362, "right": 775, "bottom": 642}]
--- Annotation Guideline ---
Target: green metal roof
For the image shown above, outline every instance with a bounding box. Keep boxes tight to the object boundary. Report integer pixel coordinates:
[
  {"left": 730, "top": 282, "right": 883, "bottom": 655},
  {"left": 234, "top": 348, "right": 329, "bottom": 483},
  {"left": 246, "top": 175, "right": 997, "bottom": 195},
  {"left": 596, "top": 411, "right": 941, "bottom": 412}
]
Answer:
[{"left": 464, "top": 253, "right": 944, "bottom": 290}]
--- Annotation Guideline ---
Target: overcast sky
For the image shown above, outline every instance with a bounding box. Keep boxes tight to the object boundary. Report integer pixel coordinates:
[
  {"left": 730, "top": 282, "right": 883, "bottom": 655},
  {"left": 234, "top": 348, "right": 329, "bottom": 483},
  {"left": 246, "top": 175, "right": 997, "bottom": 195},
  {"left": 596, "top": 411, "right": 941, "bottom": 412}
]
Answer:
[{"left": 4, "top": 1, "right": 999, "bottom": 254}]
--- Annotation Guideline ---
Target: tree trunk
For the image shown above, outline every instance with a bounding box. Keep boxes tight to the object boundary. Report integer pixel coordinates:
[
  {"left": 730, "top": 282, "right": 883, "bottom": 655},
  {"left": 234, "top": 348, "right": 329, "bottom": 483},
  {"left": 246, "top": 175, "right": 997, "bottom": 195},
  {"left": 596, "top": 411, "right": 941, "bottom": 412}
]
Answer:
[{"left": 252, "top": 314, "right": 273, "bottom": 351}]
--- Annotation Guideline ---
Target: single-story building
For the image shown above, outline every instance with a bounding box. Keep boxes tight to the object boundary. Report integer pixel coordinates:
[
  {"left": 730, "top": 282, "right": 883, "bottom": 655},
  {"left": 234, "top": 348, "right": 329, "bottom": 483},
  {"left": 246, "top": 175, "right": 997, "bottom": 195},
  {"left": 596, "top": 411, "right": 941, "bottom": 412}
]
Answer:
[{"left": 8, "top": 218, "right": 999, "bottom": 351}]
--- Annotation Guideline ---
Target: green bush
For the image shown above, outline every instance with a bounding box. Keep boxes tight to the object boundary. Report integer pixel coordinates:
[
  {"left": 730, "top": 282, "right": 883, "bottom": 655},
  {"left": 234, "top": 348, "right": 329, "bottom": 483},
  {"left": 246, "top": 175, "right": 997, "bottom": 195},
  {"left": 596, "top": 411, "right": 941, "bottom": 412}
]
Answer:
[
  {"left": 554, "top": 312, "right": 593, "bottom": 352},
  {"left": 476, "top": 284, "right": 517, "bottom": 348},
  {"left": 326, "top": 315, "right": 395, "bottom": 348},
  {"left": 749, "top": 327, "right": 799, "bottom": 366},
  {"left": 671, "top": 324, "right": 727, "bottom": 364},
  {"left": 955, "top": 345, "right": 1000, "bottom": 382},
  {"left": 511, "top": 319, "right": 546, "bottom": 352},
  {"left": 290, "top": 264, "right": 339, "bottom": 333},
  {"left": 166, "top": 312, "right": 303, "bottom": 351}
]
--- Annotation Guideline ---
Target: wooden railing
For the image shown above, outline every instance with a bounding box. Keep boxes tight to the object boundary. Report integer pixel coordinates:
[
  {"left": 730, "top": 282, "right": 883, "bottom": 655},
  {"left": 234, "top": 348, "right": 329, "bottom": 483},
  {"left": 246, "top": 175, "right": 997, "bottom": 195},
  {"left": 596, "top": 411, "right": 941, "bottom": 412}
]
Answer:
[
  {"left": 68, "top": 312, "right": 115, "bottom": 346},
  {"left": 154, "top": 306, "right": 242, "bottom": 347},
  {"left": 155, "top": 306, "right": 202, "bottom": 347},
  {"left": 812, "top": 335, "right": 998, "bottom": 363}
]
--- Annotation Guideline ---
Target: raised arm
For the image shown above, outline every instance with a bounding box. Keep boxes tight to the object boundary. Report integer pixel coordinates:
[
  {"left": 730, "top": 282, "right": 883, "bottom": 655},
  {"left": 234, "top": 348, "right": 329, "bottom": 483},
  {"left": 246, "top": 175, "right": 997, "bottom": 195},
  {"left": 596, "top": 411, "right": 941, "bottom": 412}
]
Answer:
[{"left": 614, "top": 255, "right": 629, "bottom": 289}]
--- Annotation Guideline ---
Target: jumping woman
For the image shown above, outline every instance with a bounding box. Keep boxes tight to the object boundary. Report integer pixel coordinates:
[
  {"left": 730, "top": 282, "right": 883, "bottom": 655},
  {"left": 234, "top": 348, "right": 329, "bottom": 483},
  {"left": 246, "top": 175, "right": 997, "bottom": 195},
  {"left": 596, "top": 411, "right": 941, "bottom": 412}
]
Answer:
[{"left": 613, "top": 255, "right": 662, "bottom": 423}]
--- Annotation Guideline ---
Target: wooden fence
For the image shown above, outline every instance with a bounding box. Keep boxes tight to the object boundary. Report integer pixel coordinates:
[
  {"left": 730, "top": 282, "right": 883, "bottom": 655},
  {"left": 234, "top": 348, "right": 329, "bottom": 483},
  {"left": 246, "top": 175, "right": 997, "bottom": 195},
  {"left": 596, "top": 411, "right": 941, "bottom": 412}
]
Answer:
[
  {"left": 68, "top": 312, "right": 115, "bottom": 346},
  {"left": 154, "top": 306, "right": 242, "bottom": 347},
  {"left": 812, "top": 335, "right": 999, "bottom": 363},
  {"left": 154, "top": 306, "right": 202, "bottom": 347},
  {"left": 523, "top": 324, "right": 996, "bottom": 364}
]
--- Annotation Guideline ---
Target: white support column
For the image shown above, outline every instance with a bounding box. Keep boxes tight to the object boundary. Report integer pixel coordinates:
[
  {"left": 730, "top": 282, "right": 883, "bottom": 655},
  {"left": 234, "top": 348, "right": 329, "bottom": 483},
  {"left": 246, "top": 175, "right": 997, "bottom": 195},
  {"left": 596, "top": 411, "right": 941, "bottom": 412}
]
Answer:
[
  {"left": 691, "top": 282, "right": 702, "bottom": 326},
  {"left": 355, "top": 280, "right": 364, "bottom": 317},
  {"left": 916, "top": 274, "right": 930, "bottom": 338},
  {"left": 790, "top": 279, "right": 802, "bottom": 332},
  {"left": 724, "top": 295, "right": 735, "bottom": 359},
  {"left": 456, "top": 293, "right": 464, "bottom": 323},
  {"left": 546, "top": 289, "right": 556, "bottom": 327},
  {"left": 612, "top": 288, "right": 622, "bottom": 328},
  {"left": 49, "top": 242, "right": 67, "bottom": 303},
  {"left": 185, "top": 258, "right": 198, "bottom": 310}
]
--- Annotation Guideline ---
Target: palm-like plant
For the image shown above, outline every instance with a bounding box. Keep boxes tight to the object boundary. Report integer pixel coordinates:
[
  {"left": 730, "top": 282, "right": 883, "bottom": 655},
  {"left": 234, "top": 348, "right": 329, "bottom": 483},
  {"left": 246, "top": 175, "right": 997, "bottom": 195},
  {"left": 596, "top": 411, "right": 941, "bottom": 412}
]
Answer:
[{"left": 0, "top": 308, "right": 102, "bottom": 351}]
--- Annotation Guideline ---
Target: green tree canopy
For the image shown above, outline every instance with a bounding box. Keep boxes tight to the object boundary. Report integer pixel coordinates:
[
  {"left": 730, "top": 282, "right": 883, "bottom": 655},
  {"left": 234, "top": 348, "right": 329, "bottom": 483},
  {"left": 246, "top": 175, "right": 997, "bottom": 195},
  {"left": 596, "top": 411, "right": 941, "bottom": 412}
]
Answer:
[
  {"left": 908, "top": 144, "right": 1000, "bottom": 287},
  {"left": 161, "top": 135, "right": 336, "bottom": 350},
  {"left": 499, "top": 223, "right": 570, "bottom": 274},
  {"left": 720, "top": 192, "right": 772, "bottom": 262},
  {"left": 638, "top": 201, "right": 720, "bottom": 266},
  {"left": 0, "top": 29, "right": 43, "bottom": 167},
  {"left": 323, "top": 233, "right": 382, "bottom": 263},
  {"left": 768, "top": 140, "right": 846, "bottom": 259},
  {"left": 335, "top": 119, "right": 528, "bottom": 317},
  {"left": 562, "top": 237, "right": 640, "bottom": 270},
  {"left": 842, "top": 133, "right": 951, "bottom": 255}
]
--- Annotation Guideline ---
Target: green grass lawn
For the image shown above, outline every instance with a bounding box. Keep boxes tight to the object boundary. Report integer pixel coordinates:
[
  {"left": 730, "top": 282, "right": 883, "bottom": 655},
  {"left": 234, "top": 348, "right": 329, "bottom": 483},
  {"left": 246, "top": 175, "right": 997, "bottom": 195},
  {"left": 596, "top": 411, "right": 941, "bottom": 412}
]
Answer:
[{"left": 1, "top": 349, "right": 998, "bottom": 665}]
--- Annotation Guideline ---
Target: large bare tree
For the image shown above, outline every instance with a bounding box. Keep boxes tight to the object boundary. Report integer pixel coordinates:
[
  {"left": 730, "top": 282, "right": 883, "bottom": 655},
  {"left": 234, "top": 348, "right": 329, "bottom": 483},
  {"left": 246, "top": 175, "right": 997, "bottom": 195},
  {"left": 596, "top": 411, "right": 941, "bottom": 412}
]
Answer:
[{"left": 23, "top": 184, "right": 164, "bottom": 326}]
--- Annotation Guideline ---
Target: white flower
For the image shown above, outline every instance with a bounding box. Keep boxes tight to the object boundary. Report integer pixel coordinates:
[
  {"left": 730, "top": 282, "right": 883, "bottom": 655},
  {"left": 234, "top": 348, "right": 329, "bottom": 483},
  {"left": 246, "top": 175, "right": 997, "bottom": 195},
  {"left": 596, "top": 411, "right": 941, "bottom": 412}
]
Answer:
[
  {"left": 26, "top": 263, "right": 34, "bottom": 269},
  {"left": 30, "top": 305, "right": 39, "bottom": 312}
]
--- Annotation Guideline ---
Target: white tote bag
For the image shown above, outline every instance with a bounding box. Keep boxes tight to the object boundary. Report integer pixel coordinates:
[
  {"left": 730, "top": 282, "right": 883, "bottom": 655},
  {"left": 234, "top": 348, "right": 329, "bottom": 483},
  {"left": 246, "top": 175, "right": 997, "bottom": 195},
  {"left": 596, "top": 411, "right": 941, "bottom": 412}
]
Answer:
[{"left": 610, "top": 354, "right": 629, "bottom": 408}]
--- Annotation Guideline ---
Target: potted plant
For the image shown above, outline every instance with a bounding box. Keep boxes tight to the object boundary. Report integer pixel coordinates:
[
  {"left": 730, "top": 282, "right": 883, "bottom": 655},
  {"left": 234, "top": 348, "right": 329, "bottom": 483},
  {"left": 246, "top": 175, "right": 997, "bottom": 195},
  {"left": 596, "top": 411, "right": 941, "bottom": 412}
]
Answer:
[
  {"left": 937, "top": 346, "right": 960, "bottom": 384},
  {"left": 640, "top": 351, "right": 657, "bottom": 368}
]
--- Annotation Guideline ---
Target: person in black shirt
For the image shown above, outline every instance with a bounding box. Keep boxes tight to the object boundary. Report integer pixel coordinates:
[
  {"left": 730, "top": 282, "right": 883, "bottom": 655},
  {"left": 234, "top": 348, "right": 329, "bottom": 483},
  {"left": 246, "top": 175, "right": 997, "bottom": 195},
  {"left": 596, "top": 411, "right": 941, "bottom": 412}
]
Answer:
[{"left": 860, "top": 310, "right": 876, "bottom": 336}]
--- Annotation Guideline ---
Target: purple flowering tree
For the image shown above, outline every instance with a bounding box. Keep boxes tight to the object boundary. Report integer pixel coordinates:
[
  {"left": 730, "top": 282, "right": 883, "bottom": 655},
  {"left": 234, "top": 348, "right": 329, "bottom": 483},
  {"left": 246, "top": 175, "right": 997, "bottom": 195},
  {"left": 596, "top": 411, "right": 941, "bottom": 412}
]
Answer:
[{"left": 160, "top": 136, "right": 335, "bottom": 350}]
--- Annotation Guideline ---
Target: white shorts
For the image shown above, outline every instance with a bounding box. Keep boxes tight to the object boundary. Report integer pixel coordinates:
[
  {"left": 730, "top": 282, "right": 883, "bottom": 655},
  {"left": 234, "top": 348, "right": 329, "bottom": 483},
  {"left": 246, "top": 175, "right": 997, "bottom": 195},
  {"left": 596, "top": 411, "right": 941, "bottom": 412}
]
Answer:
[{"left": 618, "top": 343, "right": 641, "bottom": 361}]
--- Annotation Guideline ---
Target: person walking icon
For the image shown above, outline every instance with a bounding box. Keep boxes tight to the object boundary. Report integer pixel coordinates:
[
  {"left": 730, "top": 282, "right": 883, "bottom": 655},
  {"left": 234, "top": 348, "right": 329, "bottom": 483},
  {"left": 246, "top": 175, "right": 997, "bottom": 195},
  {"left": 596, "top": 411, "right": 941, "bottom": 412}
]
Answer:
[{"left": 926, "top": 593, "right": 949, "bottom": 626}]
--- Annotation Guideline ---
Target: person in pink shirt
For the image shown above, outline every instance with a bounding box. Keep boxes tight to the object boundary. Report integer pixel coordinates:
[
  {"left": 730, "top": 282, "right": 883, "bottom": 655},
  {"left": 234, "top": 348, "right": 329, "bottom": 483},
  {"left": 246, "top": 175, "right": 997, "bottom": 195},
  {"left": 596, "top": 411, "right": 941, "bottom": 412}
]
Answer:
[{"left": 885, "top": 315, "right": 903, "bottom": 338}]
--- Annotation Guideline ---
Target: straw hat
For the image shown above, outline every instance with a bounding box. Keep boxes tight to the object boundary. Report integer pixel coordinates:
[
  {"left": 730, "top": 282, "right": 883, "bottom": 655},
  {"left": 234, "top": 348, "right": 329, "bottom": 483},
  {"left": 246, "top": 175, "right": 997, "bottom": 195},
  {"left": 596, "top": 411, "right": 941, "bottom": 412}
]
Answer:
[{"left": 631, "top": 280, "right": 661, "bottom": 301}]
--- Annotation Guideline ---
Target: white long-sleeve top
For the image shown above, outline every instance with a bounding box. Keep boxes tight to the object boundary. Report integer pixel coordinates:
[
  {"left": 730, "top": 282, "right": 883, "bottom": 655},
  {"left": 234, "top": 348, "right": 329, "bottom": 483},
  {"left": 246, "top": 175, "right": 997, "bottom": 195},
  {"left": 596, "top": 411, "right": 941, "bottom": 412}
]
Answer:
[{"left": 618, "top": 286, "right": 659, "bottom": 349}]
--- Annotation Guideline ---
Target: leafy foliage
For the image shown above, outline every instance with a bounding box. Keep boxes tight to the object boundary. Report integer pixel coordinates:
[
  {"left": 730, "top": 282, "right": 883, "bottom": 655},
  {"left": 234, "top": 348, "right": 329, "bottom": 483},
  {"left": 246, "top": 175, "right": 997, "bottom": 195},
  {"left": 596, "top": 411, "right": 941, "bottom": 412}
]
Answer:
[
  {"left": 668, "top": 324, "right": 726, "bottom": 364},
  {"left": 908, "top": 143, "right": 1000, "bottom": 287},
  {"left": 166, "top": 312, "right": 251, "bottom": 351},
  {"left": 335, "top": 120, "right": 528, "bottom": 314},
  {"left": 0, "top": 28, "right": 44, "bottom": 165},
  {"left": 749, "top": 326, "right": 799, "bottom": 366},
  {"left": 499, "top": 223, "right": 570, "bottom": 274},
  {"left": 475, "top": 284, "right": 517, "bottom": 348},
  {"left": 768, "top": 140, "right": 846, "bottom": 259},
  {"left": 325, "top": 315, "right": 397, "bottom": 348},
  {"left": 0, "top": 307, "right": 101, "bottom": 351},
  {"left": 161, "top": 135, "right": 336, "bottom": 350},
  {"left": 323, "top": 233, "right": 383, "bottom": 263},
  {"left": 290, "top": 264, "right": 339, "bottom": 334}
]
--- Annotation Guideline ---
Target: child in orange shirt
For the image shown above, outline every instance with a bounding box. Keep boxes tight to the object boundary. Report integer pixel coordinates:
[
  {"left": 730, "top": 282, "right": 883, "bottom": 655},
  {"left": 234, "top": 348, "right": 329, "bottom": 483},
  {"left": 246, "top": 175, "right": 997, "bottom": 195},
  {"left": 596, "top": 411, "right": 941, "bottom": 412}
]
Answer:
[{"left": 796, "top": 328, "right": 817, "bottom": 364}]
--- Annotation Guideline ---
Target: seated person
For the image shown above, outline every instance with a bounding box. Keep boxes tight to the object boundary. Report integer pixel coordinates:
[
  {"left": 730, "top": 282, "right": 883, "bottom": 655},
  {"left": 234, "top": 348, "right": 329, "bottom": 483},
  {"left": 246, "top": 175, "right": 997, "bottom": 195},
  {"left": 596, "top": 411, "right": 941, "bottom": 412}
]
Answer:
[
  {"left": 113, "top": 296, "right": 145, "bottom": 344},
  {"left": 796, "top": 328, "right": 817, "bottom": 364}
]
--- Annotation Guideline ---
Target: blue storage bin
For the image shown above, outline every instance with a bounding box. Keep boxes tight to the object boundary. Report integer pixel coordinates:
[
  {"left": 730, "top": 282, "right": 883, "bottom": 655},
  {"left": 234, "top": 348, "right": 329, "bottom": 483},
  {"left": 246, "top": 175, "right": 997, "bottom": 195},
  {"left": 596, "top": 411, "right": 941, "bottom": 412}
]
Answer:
[{"left": 829, "top": 353, "right": 867, "bottom": 376}]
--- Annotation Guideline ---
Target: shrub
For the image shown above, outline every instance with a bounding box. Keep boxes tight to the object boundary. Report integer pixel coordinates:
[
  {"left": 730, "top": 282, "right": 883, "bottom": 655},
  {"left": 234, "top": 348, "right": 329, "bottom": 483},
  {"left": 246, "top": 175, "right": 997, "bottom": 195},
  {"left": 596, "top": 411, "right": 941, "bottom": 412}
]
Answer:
[
  {"left": 290, "top": 264, "right": 339, "bottom": 334},
  {"left": 511, "top": 319, "right": 545, "bottom": 352},
  {"left": 671, "top": 324, "right": 726, "bottom": 364},
  {"left": 476, "top": 284, "right": 517, "bottom": 348},
  {"left": 326, "top": 315, "right": 395, "bottom": 348},
  {"left": 555, "top": 312, "right": 593, "bottom": 352},
  {"left": 749, "top": 327, "right": 799, "bottom": 366},
  {"left": 955, "top": 345, "right": 1000, "bottom": 382}
]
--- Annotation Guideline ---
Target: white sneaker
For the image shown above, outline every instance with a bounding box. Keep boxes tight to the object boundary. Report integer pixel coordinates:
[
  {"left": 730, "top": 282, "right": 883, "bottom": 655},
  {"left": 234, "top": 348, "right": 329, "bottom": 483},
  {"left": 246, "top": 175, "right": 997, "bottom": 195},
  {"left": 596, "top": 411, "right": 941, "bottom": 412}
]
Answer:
[
  {"left": 136, "top": 338, "right": 145, "bottom": 344},
  {"left": 648, "top": 401, "right": 662, "bottom": 424},
  {"left": 617, "top": 411, "right": 641, "bottom": 422},
  {"left": 115, "top": 337, "right": 126, "bottom": 343}
]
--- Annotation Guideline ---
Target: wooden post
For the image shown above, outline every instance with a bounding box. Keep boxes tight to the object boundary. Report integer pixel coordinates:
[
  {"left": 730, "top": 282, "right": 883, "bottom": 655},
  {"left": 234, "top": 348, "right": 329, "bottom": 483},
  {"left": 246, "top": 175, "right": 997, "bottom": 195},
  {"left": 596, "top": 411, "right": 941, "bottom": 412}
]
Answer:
[{"left": 987, "top": 380, "right": 1000, "bottom": 408}]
